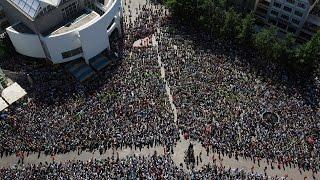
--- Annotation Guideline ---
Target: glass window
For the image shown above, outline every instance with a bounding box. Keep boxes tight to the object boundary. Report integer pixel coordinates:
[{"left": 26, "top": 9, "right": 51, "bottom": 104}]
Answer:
[
  {"left": 271, "top": 10, "right": 279, "bottom": 16},
  {"left": 287, "top": 26, "right": 296, "bottom": 33},
  {"left": 294, "top": 10, "right": 303, "bottom": 17},
  {"left": 292, "top": 18, "right": 300, "bottom": 25},
  {"left": 286, "top": 0, "right": 295, "bottom": 4},
  {"left": 268, "top": 18, "right": 277, "bottom": 25},
  {"left": 283, "top": 6, "right": 292, "bottom": 12},
  {"left": 281, "top": 14, "right": 289, "bottom": 20},
  {"left": 62, "top": 47, "right": 83, "bottom": 59},
  {"left": 297, "top": 2, "right": 306, "bottom": 9},
  {"left": 273, "top": 2, "right": 281, "bottom": 8},
  {"left": 62, "top": 1, "right": 79, "bottom": 18}
]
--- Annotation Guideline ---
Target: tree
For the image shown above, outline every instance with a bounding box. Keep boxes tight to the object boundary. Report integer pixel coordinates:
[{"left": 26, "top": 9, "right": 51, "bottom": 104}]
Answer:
[
  {"left": 0, "top": 39, "right": 6, "bottom": 58},
  {"left": 213, "top": 0, "right": 227, "bottom": 10},
  {"left": 254, "top": 27, "right": 283, "bottom": 61},
  {"left": 236, "top": 13, "right": 255, "bottom": 45},
  {"left": 165, "top": 0, "right": 198, "bottom": 22},
  {"left": 197, "top": 0, "right": 214, "bottom": 30},
  {"left": 281, "top": 33, "right": 295, "bottom": 61},
  {"left": 295, "top": 30, "right": 320, "bottom": 73},
  {"left": 220, "top": 8, "right": 240, "bottom": 39}
]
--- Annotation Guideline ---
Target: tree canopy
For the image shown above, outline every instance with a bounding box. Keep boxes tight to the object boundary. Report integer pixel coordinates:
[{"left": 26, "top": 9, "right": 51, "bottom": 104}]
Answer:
[{"left": 0, "top": 39, "right": 6, "bottom": 58}]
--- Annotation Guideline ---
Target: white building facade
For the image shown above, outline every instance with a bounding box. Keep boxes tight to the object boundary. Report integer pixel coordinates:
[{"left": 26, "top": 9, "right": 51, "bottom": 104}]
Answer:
[{"left": 1, "top": 0, "right": 123, "bottom": 64}]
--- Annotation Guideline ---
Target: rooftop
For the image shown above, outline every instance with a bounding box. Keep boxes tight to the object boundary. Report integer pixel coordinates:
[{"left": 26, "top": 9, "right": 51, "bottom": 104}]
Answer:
[
  {"left": 46, "top": 10, "right": 99, "bottom": 36},
  {"left": 7, "top": 0, "right": 62, "bottom": 19},
  {"left": 9, "top": 22, "right": 34, "bottom": 34},
  {"left": 307, "top": 14, "right": 320, "bottom": 26}
]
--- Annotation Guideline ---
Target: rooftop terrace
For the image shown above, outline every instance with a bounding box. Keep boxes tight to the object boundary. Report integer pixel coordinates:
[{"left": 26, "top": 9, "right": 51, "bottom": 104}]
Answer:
[{"left": 45, "top": 10, "right": 99, "bottom": 36}]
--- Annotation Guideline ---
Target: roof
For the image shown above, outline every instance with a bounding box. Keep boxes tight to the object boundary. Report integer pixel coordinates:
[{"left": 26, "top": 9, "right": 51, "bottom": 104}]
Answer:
[
  {"left": 1, "top": 82, "right": 27, "bottom": 105},
  {"left": 46, "top": 10, "right": 99, "bottom": 36},
  {"left": 8, "top": 0, "right": 61, "bottom": 19},
  {"left": 307, "top": 14, "right": 320, "bottom": 26},
  {"left": 40, "top": 0, "right": 61, "bottom": 7},
  {"left": 0, "top": 97, "right": 8, "bottom": 112}
]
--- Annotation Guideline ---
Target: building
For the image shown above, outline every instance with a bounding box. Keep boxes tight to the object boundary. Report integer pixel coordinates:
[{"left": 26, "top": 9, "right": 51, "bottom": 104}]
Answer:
[
  {"left": 231, "top": 0, "right": 258, "bottom": 12},
  {"left": 254, "top": 0, "right": 320, "bottom": 40},
  {"left": 0, "top": 0, "right": 123, "bottom": 64}
]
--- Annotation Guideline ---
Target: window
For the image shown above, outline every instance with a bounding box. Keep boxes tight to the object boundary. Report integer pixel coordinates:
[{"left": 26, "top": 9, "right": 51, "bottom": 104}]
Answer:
[
  {"left": 62, "top": 47, "right": 83, "bottom": 59},
  {"left": 268, "top": 18, "right": 277, "bottom": 25},
  {"left": 294, "top": 10, "right": 303, "bottom": 17},
  {"left": 283, "top": 6, "right": 292, "bottom": 12},
  {"left": 286, "top": 0, "right": 295, "bottom": 4},
  {"left": 277, "top": 22, "right": 287, "bottom": 30},
  {"left": 297, "top": 2, "right": 306, "bottom": 9},
  {"left": 261, "top": 0, "right": 270, "bottom": 6},
  {"left": 61, "top": 0, "right": 71, "bottom": 4},
  {"left": 84, "top": 0, "right": 95, "bottom": 9},
  {"left": 256, "top": 7, "right": 268, "bottom": 15},
  {"left": 287, "top": 26, "right": 296, "bottom": 33},
  {"left": 299, "top": 31, "right": 312, "bottom": 40},
  {"left": 292, "top": 18, "right": 300, "bottom": 25},
  {"left": 281, "top": 14, "right": 289, "bottom": 21},
  {"left": 62, "top": 1, "right": 79, "bottom": 18},
  {"left": 271, "top": 10, "right": 279, "bottom": 16},
  {"left": 273, "top": 2, "right": 281, "bottom": 8}
]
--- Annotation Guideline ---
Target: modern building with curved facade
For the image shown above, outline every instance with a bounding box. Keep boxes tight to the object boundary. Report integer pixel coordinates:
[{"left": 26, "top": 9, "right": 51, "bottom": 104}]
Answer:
[{"left": 0, "top": 0, "right": 123, "bottom": 64}]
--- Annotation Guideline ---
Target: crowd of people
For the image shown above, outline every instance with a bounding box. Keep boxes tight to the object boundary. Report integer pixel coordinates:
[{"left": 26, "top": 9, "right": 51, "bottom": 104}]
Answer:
[
  {"left": 0, "top": 0, "right": 319, "bottom": 178},
  {"left": 0, "top": 154, "right": 277, "bottom": 179},
  {"left": 158, "top": 19, "right": 319, "bottom": 172},
  {"left": 0, "top": 0, "right": 178, "bottom": 158}
]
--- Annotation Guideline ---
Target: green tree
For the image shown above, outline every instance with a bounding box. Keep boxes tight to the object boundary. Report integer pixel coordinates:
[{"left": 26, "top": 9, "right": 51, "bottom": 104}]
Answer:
[
  {"left": 220, "top": 8, "right": 240, "bottom": 39},
  {"left": 0, "top": 39, "right": 6, "bottom": 58},
  {"left": 213, "top": 0, "right": 227, "bottom": 10},
  {"left": 254, "top": 27, "right": 281, "bottom": 60},
  {"left": 197, "top": 0, "right": 214, "bottom": 30},
  {"left": 254, "top": 28, "right": 296, "bottom": 62},
  {"left": 236, "top": 13, "right": 255, "bottom": 45},
  {"left": 281, "top": 33, "right": 295, "bottom": 61},
  {"left": 165, "top": 0, "right": 198, "bottom": 22},
  {"left": 295, "top": 30, "right": 320, "bottom": 72}
]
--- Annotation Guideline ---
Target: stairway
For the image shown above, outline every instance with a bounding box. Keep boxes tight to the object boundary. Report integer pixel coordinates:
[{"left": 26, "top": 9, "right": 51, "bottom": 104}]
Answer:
[
  {"left": 65, "top": 59, "right": 95, "bottom": 82},
  {"left": 89, "top": 54, "right": 111, "bottom": 71}
]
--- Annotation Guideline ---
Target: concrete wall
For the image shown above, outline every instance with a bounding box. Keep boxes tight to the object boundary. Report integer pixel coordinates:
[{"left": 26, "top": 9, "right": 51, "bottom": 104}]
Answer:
[
  {"left": 44, "top": 31, "right": 82, "bottom": 63},
  {"left": 80, "top": 0, "right": 121, "bottom": 63},
  {"left": 6, "top": 26, "right": 45, "bottom": 58}
]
